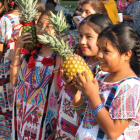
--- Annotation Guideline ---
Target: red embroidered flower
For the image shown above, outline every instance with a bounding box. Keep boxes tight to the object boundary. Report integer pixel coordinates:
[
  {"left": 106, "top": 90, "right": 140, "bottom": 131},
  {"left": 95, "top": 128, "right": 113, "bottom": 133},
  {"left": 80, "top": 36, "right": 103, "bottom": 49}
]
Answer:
[{"left": 41, "top": 57, "right": 55, "bottom": 66}]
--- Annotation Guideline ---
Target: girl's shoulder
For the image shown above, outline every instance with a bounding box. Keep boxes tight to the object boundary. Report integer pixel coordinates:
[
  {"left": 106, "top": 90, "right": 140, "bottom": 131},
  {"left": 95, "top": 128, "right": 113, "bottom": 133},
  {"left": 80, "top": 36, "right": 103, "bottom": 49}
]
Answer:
[
  {"left": 114, "top": 77, "right": 140, "bottom": 97},
  {"left": 0, "top": 14, "right": 19, "bottom": 26}
]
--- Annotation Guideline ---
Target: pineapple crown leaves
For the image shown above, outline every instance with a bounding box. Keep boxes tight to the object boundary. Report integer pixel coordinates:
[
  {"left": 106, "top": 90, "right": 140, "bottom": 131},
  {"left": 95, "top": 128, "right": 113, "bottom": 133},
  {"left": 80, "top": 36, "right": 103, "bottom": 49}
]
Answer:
[
  {"left": 15, "top": 0, "right": 38, "bottom": 22},
  {"left": 38, "top": 33, "right": 72, "bottom": 59},
  {"left": 48, "top": 11, "right": 69, "bottom": 35}
]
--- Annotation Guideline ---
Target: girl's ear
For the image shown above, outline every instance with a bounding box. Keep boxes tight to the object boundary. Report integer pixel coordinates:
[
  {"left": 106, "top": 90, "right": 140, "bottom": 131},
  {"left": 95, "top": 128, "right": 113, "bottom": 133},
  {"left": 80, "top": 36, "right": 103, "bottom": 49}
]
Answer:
[{"left": 124, "top": 50, "right": 132, "bottom": 62}]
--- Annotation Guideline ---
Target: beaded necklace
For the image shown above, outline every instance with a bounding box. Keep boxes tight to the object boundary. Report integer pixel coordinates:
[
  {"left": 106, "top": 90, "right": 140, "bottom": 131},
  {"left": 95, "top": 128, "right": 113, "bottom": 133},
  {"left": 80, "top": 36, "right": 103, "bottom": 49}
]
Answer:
[{"left": 30, "top": 52, "right": 55, "bottom": 89}]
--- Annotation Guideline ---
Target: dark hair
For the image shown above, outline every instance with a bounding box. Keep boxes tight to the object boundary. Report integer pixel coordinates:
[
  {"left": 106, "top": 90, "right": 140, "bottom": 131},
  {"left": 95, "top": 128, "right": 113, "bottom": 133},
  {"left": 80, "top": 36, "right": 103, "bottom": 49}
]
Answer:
[
  {"left": 8, "top": 0, "right": 18, "bottom": 12},
  {"left": 35, "top": 0, "right": 45, "bottom": 13},
  {"left": 25, "top": 10, "right": 57, "bottom": 63},
  {"left": 45, "top": 3, "right": 56, "bottom": 11},
  {"left": 79, "top": 14, "right": 112, "bottom": 34},
  {"left": 82, "top": 0, "right": 107, "bottom": 15},
  {"left": 98, "top": 24, "right": 140, "bottom": 75}
]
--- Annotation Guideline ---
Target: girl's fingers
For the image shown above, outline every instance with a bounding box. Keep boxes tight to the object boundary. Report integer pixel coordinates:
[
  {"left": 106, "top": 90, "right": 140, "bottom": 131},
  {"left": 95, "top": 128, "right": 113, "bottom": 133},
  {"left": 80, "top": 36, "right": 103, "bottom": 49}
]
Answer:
[
  {"left": 63, "top": 35, "right": 70, "bottom": 41},
  {"left": 22, "top": 32, "right": 31, "bottom": 38},
  {"left": 22, "top": 36, "right": 32, "bottom": 40},
  {"left": 60, "top": 69, "right": 66, "bottom": 81},
  {"left": 12, "top": 33, "right": 19, "bottom": 41},
  {"left": 77, "top": 72, "right": 85, "bottom": 84},
  {"left": 60, "top": 69, "right": 73, "bottom": 84},
  {"left": 93, "top": 78, "right": 98, "bottom": 85},
  {"left": 23, "top": 41, "right": 32, "bottom": 44},
  {"left": 75, "top": 76, "right": 83, "bottom": 87},
  {"left": 75, "top": 85, "right": 82, "bottom": 91},
  {"left": 84, "top": 71, "right": 90, "bottom": 82},
  {"left": 69, "top": 82, "right": 76, "bottom": 87},
  {"left": 66, "top": 77, "right": 73, "bottom": 84}
]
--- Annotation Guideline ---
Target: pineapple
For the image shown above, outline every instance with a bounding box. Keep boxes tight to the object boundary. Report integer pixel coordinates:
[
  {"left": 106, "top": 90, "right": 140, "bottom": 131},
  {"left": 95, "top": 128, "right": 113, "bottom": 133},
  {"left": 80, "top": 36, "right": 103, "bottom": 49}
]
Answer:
[
  {"left": 38, "top": 34, "right": 93, "bottom": 82},
  {"left": 49, "top": 11, "right": 81, "bottom": 54},
  {"left": 38, "top": 11, "right": 93, "bottom": 82},
  {"left": 15, "top": 0, "right": 38, "bottom": 51}
]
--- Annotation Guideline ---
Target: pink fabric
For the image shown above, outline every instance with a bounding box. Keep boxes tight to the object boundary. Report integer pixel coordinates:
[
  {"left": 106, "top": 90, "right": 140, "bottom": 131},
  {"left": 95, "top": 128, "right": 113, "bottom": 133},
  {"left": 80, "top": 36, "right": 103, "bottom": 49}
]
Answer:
[
  {"left": 117, "top": 0, "right": 129, "bottom": 11},
  {"left": 57, "top": 59, "right": 62, "bottom": 92}
]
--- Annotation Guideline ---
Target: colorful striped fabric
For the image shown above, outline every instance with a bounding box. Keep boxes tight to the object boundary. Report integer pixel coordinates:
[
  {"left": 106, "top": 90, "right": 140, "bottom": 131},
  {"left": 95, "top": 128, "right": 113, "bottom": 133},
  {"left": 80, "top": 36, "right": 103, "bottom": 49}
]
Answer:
[
  {"left": 12, "top": 54, "right": 59, "bottom": 140},
  {"left": 0, "top": 14, "right": 21, "bottom": 139},
  {"left": 55, "top": 61, "right": 102, "bottom": 140},
  {"left": 75, "top": 75, "right": 140, "bottom": 140}
]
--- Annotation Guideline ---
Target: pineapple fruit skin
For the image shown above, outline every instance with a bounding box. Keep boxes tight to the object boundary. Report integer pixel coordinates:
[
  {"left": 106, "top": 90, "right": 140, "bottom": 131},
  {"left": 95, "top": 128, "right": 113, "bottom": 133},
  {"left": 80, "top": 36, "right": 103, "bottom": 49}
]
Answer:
[
  {"left": 62, "top": 54, "right": 94, "bottom": 82},
  {"left": 21, "top": 25, "right": 37, "bottom": 51}
]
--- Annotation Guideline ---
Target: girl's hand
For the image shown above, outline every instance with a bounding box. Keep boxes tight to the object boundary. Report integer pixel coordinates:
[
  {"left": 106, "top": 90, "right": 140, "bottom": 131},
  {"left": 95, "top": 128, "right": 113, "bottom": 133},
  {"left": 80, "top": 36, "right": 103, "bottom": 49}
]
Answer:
[
  {"left": 60, "top": 69, "right": 78, "bottom": 95},
  {"left": 58, "top": 33, "right": 70, "bottom": 42},
  {"left": 15, "top": 33, "right": 32, "bottom": 49},
  {"left": 75, "top": 71, "right": 99, "bottom": 100}
]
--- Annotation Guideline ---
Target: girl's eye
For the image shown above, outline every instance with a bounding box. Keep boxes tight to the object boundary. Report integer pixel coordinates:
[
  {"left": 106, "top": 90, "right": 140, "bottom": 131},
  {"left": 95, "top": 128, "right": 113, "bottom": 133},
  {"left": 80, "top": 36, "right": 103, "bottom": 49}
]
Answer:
[
  {"left": 87, "top": 36, "right": 92, "bottom": 39},
  {"left": 104, "top": 50, "right": 108, "bottom": 53},
  {"left": 79, "top": 34, "right": 83, "bottom": 37},
  {"left": 86, "top": 11, "right": 90, "bottom": 14}
]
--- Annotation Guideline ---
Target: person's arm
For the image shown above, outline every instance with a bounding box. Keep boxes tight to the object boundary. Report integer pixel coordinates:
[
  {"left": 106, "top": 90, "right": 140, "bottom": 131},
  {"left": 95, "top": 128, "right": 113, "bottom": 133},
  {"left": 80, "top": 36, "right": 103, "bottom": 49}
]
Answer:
[
  {"left": 75, "top": 10, "right": 81, "bottom": 15},
  {"left": 0, "top": 6, "right": 4, "bottom": 15},
  {"left": 54, "top": 0, "right": 60, "bottom": 5},
  {"left": 61, "top": 69, "right": 84, "bottom": 118},
  {"left": 10, "top": 33, "right": 32, "bottom": 86},
  {"left": 0, "top": 42, "right": 4, "bottom": 60},
  {"left": 54, "top": 56, "right": 61, "bottom": 94},
  {"left": 123, "top": 15, "right": 133, "bottom": 21},
  {"left": 75, "top": 71, "right": 132, "bottom": 139}
]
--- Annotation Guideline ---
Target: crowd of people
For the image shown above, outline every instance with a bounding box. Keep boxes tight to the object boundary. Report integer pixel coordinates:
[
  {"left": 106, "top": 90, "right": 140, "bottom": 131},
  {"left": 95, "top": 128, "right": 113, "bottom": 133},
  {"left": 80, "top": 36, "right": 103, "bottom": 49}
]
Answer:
[{"left": 0, "top": 0, "right": 140, "bottom": 140}]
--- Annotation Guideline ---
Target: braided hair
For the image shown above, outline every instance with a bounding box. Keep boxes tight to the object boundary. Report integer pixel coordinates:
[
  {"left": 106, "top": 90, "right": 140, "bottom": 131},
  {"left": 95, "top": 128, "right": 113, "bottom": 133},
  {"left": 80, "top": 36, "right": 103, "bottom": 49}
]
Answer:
[
  {"left": 98, "top": 23, "right": 140, "bottom": 76},
  {"left": 8, "top": 0, "right": 18, "bottom": 12}
]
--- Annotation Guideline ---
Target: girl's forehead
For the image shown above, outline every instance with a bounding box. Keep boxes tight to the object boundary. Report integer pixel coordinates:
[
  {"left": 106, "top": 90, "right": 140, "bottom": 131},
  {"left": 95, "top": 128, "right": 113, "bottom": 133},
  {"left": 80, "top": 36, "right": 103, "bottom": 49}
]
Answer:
[
  {"left": 80, "top": 24, "right": 97, "bottom": 35},
  {"left": 38, "top": 15, "right": 49, "bottom": 24}
]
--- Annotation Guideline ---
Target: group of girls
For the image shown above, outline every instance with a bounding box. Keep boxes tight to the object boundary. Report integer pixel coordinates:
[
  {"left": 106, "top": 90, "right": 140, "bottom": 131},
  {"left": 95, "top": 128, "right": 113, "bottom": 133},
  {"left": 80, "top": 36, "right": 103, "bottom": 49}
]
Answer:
[{"left": 0, "top": 0, "right": 140, "bottom": 140}]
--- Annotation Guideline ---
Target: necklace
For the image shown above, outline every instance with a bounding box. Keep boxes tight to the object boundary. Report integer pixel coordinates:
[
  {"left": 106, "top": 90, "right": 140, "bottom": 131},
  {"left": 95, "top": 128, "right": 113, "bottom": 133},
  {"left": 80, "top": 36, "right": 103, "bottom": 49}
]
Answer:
[
  {"left": 86, "top": 57, "right": 99, "bottom": 68},
  {"left": 88, "top": 61, "right": 99, "bottom": 68},
  {"left": 30, "top": 52, "right": 55, "bottom": 89}
]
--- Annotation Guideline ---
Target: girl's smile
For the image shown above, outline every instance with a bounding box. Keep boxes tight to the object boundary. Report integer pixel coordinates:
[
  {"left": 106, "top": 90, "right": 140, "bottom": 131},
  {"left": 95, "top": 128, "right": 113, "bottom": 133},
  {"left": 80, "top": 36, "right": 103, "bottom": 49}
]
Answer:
[
  {"left": 79, "top": 24, "right": 99, "bottom": 57},
  {"left": 97, "top": 37, "right": 127, "bottom": 73}
]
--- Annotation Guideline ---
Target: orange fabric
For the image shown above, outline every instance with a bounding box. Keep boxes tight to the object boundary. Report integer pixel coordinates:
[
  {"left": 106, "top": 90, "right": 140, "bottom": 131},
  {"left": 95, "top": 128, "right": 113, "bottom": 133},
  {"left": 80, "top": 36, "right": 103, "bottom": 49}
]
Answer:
[{"left": 102, "top": 0, "right": 119, "bottom": 24}]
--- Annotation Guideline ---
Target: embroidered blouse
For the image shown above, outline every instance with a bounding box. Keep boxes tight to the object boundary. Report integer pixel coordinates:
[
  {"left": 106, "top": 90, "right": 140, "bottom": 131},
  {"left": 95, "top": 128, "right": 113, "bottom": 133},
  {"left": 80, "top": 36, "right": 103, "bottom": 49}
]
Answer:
[{"left": 75, "top": 74, "right": 140, "bottom": 140}]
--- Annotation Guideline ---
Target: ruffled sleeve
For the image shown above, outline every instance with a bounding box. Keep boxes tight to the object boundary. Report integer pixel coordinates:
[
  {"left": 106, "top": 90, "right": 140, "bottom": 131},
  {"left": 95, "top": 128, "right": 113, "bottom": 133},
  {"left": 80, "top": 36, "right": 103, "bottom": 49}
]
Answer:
[
  {"left": 110, "top": 80, "right": 140, "bottom": 124},
  {"left": 0, "top": 16, "right": 12, "bottom": 43}
]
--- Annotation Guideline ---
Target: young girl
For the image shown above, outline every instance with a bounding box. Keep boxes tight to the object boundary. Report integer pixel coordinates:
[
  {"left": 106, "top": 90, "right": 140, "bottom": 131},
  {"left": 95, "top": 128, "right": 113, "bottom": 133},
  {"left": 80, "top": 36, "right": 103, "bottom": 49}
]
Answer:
[
  {"left": 55, "top": 14, "right": 112, "bottom": 140},
  {"left": 0, "top": 1, "right": 22, "bottom": 139},
  {"left": 62, "top": 24, "right": 140, "bottom": 139},
  {"left": 11, "top": 11, "right": 59, "bottom": 140},
  {"left": 81, "top": 0, "right": 107, "bottom": 19}
]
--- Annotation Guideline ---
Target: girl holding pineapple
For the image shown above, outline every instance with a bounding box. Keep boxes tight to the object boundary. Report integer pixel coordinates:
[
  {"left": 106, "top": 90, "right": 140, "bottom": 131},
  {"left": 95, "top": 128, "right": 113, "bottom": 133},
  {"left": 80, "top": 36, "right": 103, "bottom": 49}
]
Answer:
[
  {"left": 62, "top": 24, "right": 140, "bottom": 139},
  {"left": 10, "top": 11, "right": 60, "bottom": 140},
  {"left": 0, "top": 0, "right": 22, "bottom": 139},
  {"left": 55, "top": 14, "right": 112, "bottom": 140}
]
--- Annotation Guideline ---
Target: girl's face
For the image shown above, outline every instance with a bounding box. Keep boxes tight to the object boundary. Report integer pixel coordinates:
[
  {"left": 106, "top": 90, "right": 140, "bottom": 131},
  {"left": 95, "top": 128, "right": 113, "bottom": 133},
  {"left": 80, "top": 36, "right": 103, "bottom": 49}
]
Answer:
[
  {"left": 81, "top": 3, "right": 96, "bottom": 18},
  {"left": 79, "top": 24, "right": 99, "bottom": 57},
  {"left": 36, "top": 14, "right": 55, "bottom": 42},
  {"left": 97, "top": 37, "right": 127, "bottom": 73}
]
